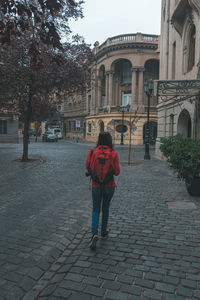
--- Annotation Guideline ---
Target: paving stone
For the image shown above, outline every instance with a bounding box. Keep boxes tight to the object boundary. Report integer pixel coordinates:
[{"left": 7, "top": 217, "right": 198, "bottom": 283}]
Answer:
[
  {"left": 100, "top": 272, "right": 116, "bottom": 280},
  {"left": 69, "top": 293, "right": 92, "bottom": 300},
  {"left": 155, "top": 282, "right": 176, "bottom": 293},
  {"left": 84, "top": 286, "right": 105, "bottom": 297},
  {"left": 83, "top": 276, "right": 103, "bottom": 286},
  {"left": 106, "top": 290, "right": 128, "bottom": 300},
  {"left": 135, "top": 278, "right": 154, "bottom": 289},
  {"left": 75, "top": 261, "right": 91, "bottom": 268},
  {"left": 60, "top": 280, "right": 86, "bottom": 292},
  {"left": 22, "top": 291, "right": 40, "bottom": 300},
  {"left": 176, "top": 285, "right": 193, "bottom": 297},
  {"left": 120, "top": 284, "right": 142, "bottom": 296},
  {"left": 53, "top": 287, "right": 71, "bottom": 297},
  {"left": 64, "top": 273, "right": 84, "bottom": 282},
  {"left": 102, "top": 280, "right": 121, "bottom": 290},
  {"left": 165, "top": 294, "right": 185, "bottom": 300},
  {"left": 40, "top": 284, "right": 57, "bottom": 296},
  {"left": 19, "top": 277, "right": 36, "bottom": 291},
  {"left": 143, "top": 288, "right": 162, "bottom": 300}
]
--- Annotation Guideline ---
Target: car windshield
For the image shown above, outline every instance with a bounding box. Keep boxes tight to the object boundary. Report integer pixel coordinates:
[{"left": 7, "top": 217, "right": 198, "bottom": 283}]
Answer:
[
  {"left": 54, "top": 130, "right": 61, "bottom": 133},
  {"left": 46, "top": 131, "right": 53, "bottom": 134}
]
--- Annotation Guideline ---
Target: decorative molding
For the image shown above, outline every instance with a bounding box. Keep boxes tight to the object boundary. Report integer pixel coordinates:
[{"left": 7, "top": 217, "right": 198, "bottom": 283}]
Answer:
[{"left": 188, "top": 0, "right": 200, "bottom": 16}]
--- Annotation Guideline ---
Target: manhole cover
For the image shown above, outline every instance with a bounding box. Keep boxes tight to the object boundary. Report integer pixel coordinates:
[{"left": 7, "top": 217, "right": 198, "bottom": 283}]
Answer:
[
  {"left": 120, "top": 162, "right": 144, "bottom": 166},
  {"left": 167, "top": 201, "right": 197, "bottom": 209}
]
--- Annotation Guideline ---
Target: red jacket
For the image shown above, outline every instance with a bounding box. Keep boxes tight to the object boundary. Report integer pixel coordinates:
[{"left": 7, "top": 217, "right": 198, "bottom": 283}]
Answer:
[{"left": 86, "top": 145, "right": 120, "bottom": 188}]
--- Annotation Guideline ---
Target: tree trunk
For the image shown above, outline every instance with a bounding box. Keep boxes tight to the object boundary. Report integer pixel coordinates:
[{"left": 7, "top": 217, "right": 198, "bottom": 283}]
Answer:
[
  {"left": 22, "top": 117, "right": 30, "bottom": 161},
  {"left": 22, "top": 91, "right": 32, "bottom": 162}
]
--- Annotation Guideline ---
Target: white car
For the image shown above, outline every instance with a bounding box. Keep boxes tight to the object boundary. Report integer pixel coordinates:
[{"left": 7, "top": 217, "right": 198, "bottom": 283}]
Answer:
[
  {"left": 42, "top": 131, "right": 58, "bottom": 142},
  {"left": 50, "top": 128, "right": 62, "bottom": 139}
]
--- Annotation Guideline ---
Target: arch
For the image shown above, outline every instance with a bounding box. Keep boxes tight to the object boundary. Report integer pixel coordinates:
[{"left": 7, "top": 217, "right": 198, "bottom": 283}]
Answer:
[
  {"left": 110, "top": 58, "right": 132, "bottom": 72},
  {"left": 143, "top": 121, "right": 157, "bottom": 145},
  {"left": 177, "top": 109, "right": 192, "bottom": 138},
  {"left": 144, "top": 59, "right": 160, "bottom": 80},
  {"left": 99, "top": 64, "right": 106, "bottom": 79},
  {"left": 182, "top": 16, "right": 196, "bottom": 73},
  {"left": 144, "top": 59, "right": 159, "bottom": 107},
  {"left": 111, "top": 59, "right": 132, "bottom": 106}
]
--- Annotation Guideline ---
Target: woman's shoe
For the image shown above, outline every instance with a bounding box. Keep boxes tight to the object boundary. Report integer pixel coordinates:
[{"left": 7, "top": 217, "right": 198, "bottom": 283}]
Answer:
[{"left": 89, "top": 234, "right": 98, "bottom": 250}]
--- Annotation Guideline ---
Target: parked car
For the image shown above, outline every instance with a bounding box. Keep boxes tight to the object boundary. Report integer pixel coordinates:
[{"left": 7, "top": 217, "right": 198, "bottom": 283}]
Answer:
[
  {"left": 42, "top": 131, "right": 58, "bottom": 142},
  {"left": 49, "top": 128, "right": 62, "bottom": 139}
]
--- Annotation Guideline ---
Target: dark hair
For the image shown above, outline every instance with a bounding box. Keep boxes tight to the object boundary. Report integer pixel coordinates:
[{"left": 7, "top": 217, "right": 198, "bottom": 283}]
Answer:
[{"left": 96, "top": 132, "right": 113, "bottom": 149}]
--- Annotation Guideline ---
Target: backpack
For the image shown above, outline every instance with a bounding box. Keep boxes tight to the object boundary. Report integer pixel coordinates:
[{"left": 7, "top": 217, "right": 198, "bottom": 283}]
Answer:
[{"left": 89, "top": 146, "right": 115, "bottom": 185}]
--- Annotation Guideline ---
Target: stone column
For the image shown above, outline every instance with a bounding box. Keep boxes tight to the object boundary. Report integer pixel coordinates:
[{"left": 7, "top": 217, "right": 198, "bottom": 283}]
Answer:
[
  {"left": 97, "top": 77, "right": 101, "bottom": 107},
  {"left": 138, "top": 68, "right": 145, "bottom": 111},
  {"left": 108, "top": 71, "right": 114, "bottom": 106},
  {"left": 105, "top": 72, "right": 109, "bottom": 106},
  {"left": 131, "top": 68, "right": 137, "bottom": 109}
]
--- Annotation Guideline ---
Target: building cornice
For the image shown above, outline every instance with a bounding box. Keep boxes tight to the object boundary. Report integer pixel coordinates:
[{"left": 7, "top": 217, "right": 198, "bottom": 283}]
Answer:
[
  {"left": 95, "top": 43, "right": 158, "bottom": 60},
  {"left": 85, "top": 113, "right": 157, "bottom": 120}
]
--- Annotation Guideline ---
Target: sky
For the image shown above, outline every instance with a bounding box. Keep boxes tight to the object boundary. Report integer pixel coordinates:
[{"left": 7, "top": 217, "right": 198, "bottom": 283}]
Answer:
[{"left": 69, "top": 0, "right": 162, "bottom": 46}]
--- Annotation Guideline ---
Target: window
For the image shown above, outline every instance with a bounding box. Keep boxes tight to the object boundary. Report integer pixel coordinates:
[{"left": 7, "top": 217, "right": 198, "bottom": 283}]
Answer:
[
  {"left": 122, "top": 62, "right": 132, "bottom": 84},
  {"left": 122, "top": 91, "right": 132, "bottom": 106},
  {"left": 169, "top": 114, "right": 174, "bottom": 136},
  {"left": 0, "top": 120, "right": 7, "bottom": 134},
  {"left": 88, "top": 95, "right": 91, "bottom": 112},
  {"left": 101, "top": 96, "right": 106, "bottom": 107},
  {"left": 88, "top": 123, "right": 91, "bottom": 133},
  {"left": 172, "top": 42, "right": 176, "bottom": 79},
  {"left": 188, "top": 25, "right": 196, "bottom": 72}
]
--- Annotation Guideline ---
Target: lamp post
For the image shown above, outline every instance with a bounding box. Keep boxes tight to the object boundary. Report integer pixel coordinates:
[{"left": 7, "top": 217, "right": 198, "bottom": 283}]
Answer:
[
  {"left": 116, "top": 104, "right": 130, "bottom": 145},
  {"left": 144, "top": 79, "right": 153, "bottom": 160}
]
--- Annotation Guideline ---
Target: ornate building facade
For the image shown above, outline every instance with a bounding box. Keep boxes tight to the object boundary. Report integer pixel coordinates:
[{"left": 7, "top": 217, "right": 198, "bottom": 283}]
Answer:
[
  {"left": 62, "top": 33, "right": 160, "bottom": 144},
  {"left": 156, "top": 0, "right": 200, "bottom": 156}
]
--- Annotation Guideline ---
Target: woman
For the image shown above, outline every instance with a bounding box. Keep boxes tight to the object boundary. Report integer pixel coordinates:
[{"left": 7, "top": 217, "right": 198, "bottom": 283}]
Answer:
[{"left": 86, "top": 132, "right": 120, "bottom": 250}]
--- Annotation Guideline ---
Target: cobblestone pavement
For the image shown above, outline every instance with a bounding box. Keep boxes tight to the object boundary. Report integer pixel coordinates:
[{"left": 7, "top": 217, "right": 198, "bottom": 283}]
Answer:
[{"left": 0, "top": 139, "right": 200, "bottom": 300}]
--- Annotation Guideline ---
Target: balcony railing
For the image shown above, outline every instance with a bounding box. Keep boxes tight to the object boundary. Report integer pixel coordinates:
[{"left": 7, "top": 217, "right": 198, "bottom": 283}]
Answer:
[{"left": 97, "top": 33, "right": 159, "bottom": 52}]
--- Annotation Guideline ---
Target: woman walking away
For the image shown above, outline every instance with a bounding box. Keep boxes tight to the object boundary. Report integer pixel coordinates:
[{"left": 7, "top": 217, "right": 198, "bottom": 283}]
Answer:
[{"left": 86, "top": 132, "right": 120, "bottom": 250}]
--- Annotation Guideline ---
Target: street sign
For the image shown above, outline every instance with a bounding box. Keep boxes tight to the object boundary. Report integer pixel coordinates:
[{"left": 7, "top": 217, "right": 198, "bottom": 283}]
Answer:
[{"left": 116, "top": 124, "right": 128, "bottom": 133}]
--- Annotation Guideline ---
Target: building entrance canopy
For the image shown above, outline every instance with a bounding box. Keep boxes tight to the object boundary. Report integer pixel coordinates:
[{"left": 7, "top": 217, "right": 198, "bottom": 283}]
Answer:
[{"left": 155, "top": 80, "right": 200, "bottom": 102}]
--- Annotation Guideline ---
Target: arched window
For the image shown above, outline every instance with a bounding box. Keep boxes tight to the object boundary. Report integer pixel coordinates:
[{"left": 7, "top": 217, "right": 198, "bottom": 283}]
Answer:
[{"left": 187, "top": 25, "right": 196, "bottom": 72}]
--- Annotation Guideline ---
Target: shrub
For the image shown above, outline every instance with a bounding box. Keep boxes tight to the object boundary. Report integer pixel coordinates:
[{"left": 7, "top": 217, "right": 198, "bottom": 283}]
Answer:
[{"left": 160, "top": 135, "right": 200, "bottom": 184}]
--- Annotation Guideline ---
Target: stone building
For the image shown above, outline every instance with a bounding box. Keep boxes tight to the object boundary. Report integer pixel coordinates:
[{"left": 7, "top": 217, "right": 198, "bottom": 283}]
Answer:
[
  {"left": 0, "top": 110, "right": 18, "bottom": 143},
  {"left": 62, "top": 33, "right": 160, "bottom": 144},
  {"left": 156, "top": 0, "right": 200, "bottom": 156},
  {"left": 62, "top": 91, "right": 87, "bottom": 140},
  {"left": 86, "top": 33, "right": 160, "bottom": 145}
]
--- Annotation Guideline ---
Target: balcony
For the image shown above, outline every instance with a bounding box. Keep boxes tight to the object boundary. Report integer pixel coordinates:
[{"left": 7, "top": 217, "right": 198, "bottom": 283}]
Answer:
[{"left": 94, "top": 33, "right": 159, "bottom": 56}]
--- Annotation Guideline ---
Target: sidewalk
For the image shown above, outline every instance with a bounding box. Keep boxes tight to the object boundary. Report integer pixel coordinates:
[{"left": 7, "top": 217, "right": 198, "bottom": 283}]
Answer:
[
  {"left": 1, "top": 143, "right": 200, "bottom": 300},
  {"left": 24, "top": 153, "right": 200, "bottom": 299}
]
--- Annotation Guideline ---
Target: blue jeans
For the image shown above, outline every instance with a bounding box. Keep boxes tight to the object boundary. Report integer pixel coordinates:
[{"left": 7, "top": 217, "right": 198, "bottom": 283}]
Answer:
[{"left": 91, "top": 187, "right": 115, "bottom": 235}]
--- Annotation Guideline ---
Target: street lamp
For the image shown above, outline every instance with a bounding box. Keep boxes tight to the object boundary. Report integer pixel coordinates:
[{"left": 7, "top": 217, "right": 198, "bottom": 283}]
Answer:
[
  {"left": 144, "top": 79, "right": 153, "bottom": 160},
  {"left": 116, "top": 104, "right": 130, "bottom": 145}
]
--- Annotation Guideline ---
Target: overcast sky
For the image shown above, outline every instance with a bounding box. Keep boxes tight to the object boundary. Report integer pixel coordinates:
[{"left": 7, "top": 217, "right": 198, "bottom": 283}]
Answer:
[{"left": 69, "top": 0, "right": 162, "bottom": 46}]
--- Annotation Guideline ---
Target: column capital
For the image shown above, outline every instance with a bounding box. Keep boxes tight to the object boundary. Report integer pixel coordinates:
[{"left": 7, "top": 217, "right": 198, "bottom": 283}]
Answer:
[
  {"left": 106, "top": 70, "right": 114, "bottom": 75},
  {"left": 138, "top": 67, "right": 145, "bottom": 72},
  {"left": 132, "top": 67, "right": 145, "bottom": 72}
]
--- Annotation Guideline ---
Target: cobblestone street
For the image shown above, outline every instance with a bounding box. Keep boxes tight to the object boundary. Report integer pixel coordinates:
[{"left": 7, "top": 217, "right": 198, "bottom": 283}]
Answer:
[{"left": 0, "top": 139, "right": 200, "bottom": 300}]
